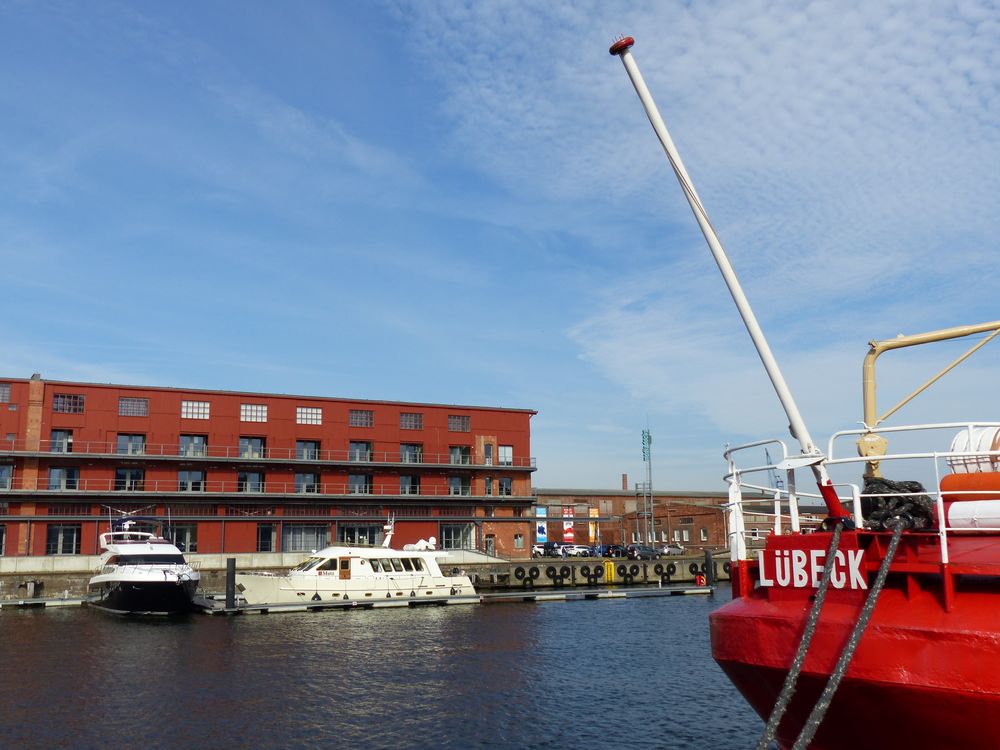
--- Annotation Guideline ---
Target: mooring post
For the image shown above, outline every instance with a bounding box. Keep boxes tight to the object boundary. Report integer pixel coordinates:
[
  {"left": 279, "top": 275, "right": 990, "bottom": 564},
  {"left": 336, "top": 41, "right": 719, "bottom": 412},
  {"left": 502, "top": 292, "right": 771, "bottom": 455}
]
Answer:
[
  {"left": 705, "top": 549, "right": 715, "bottom": 586},
  {"left": 225, "top": 557, "right": 236, "bottom": 609}
]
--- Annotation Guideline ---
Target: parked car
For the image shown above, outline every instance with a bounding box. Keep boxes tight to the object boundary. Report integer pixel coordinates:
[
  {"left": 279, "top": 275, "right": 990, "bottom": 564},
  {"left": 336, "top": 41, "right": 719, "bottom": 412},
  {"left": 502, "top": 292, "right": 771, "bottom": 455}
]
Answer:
[
  {"left": 661, "top": 544, "right": 686, "bottom": 556},
  {"left": 542, "top": 541, "right": 566, "bottom": 557},
  {"left": 563, "top": 544, "right": 593, "bottom": 557},
  {"left": 626, "top": 544, "right": 661, "bottom": 560},
  {"left": 531, "top": 543, "right": 545, "bottom": 558},
  {"left": 595, "top": 544, "right": 626, "bottom": 558}
]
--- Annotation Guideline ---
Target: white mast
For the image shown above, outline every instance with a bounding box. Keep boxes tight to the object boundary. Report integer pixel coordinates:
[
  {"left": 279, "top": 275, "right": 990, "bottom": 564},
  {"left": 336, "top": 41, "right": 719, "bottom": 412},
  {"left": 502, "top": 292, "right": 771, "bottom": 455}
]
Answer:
[{"left": 609, "top": 37, "right": 849, "bottom": 519}]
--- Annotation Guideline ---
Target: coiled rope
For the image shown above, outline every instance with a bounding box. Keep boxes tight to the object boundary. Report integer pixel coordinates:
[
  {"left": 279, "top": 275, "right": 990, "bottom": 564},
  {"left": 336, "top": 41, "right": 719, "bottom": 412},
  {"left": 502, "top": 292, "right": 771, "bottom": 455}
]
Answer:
[
  {"left": 755, "top": 522, "right": 844, "bottom": 750},
  {"left": 790, "top": 524, "right": 904, "bottom": 749}
]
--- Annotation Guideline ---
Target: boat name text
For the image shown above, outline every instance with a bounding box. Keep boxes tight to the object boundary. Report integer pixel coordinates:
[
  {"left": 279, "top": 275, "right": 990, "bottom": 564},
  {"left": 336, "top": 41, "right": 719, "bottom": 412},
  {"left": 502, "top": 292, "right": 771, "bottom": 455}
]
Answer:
[{"left": 757, "top": 548, "right": 867, "bottom": 590}]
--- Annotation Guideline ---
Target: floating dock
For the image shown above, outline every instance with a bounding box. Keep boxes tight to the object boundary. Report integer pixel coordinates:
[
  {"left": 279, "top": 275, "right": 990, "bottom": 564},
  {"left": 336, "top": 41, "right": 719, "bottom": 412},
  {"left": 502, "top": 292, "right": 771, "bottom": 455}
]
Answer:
[{"left": 193, "top": 583, "right": 712, "bottom": 615}]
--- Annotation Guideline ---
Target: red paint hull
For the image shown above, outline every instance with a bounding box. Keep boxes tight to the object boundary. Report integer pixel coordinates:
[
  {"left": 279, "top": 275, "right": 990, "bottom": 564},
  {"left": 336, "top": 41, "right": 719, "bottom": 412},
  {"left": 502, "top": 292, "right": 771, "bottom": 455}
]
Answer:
[{"left": 711, "top": 534, "right": 1000, "bottom": 749}]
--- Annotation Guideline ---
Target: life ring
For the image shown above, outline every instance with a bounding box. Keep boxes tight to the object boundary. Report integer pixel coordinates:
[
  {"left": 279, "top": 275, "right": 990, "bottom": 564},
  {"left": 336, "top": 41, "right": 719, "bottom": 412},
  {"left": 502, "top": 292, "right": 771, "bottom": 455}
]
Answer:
[
  {"left": 529, "top": 566, "right": 540, "bottom": 579},
  {"left": 546, "top": 566, "right": 557, "bottom": 579},
  {"left": 514, "top": 567, "right": 526, "bottom": 580},
  {"left": 560, "top": 566, "right": 571, "bottom": 579},
  {"left": 667, "top": 563, "right": 676, "bottom": 576},
  {"left": 689, "top": 563, "right": 700, "bottom": 575},
  {"left": 653, "top": 563, "right": 664, "bottom": 576},
  {"left": 616, "top": 564, "right": 628, "bottom": 577},
  {"left": 580, "top": 565, "right": 591, "bottom": 577},
  {"left": 723, "top": 561, "right": 732, "bottom": 575},
  {"left": 629, "top": 564, "right": 640, "bottom": 577},
  {"left": 695, "top": 573, "right": 707, "bottom": 586}
]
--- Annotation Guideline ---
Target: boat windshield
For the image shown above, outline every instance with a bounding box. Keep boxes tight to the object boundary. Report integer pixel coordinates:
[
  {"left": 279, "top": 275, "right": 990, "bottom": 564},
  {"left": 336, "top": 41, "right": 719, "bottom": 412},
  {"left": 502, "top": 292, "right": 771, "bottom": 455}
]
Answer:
[
  {"left": 116, "top": 554, "right": 186, "bottom": 565},
  {"left": 291, "top": 557, "right": 325, "bottom": 572}
]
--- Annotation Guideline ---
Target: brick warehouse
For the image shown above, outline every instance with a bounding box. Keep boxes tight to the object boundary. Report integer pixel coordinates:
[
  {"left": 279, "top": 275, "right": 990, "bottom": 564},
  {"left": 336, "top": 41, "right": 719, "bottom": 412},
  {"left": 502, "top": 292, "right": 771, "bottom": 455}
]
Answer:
[{"left": 0, "top": 375, "right": 536, "bottom": 559}]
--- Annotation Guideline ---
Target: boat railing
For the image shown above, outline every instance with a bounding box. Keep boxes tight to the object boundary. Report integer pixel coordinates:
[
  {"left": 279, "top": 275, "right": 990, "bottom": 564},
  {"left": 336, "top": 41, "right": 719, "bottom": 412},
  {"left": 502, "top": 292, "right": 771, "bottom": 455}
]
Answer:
[{"left": 725, "top": 421, "right": 1000, "bottom": 566}]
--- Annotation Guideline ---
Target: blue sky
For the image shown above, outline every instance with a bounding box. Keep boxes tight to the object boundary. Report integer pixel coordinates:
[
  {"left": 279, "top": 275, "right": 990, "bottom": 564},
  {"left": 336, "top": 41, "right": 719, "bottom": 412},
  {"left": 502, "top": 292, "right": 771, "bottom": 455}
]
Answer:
[{"left": 2, "top": 1, "right": 1000, "bottom": 491}]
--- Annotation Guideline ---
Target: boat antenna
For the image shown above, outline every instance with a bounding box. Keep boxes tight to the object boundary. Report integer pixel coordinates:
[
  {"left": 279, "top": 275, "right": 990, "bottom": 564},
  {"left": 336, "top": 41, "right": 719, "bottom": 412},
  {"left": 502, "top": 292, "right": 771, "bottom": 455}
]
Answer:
[
  {"left": 609, "top": 36, "right": 850, "bottom": 521},
  {"left": 382, "top": 513, "right": 396, "bottom": 549}
]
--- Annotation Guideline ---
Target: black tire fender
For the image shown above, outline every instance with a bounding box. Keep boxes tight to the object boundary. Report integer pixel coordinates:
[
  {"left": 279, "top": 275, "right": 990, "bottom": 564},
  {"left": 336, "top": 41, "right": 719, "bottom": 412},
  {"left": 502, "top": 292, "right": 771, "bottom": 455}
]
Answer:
[
  {"left": 529, "top": 566, "right": 540, "bottom": 579},
  {"left": 723, "top": 561, "right": 732, "bottom": 575},
  {"left": 580, "top": 565, "right": 591, "bottom": 577},
  {"left": 616, "top": 564, "right": 627, "bottom": 577},
  {"left": 653, "top": 563, "right": 664, "bottom": 576},
  {"left": 559, "top": 566, "right": 571, "bottom": 579},
  {"left": 667, "top": 563, "right": 676, "bottom": 576},
  {"left": 514, "top": 567, "right": 526, "bottom": 580},
  {"left": 629, "top": 564, "right": 640, "bottom": 577},
  {"left": 546, "top": 566, "right": 557, "bottom": 579},
  {"left": 689, "top": 563, "right": 700, "bottom": 575}
]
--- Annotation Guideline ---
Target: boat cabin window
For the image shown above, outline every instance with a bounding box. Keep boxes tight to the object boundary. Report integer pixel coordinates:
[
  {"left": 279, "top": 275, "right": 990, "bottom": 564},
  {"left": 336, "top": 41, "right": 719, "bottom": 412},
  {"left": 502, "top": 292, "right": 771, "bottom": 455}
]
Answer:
[
  {"left": 291, "top": 557, "right": 324, "bottom": 572},
  {"left": 117, "top": 554, "right": 186, "bottom": 565},
  {"left": 390, "top": 558, "right": 404, "bottom": 572},
  {"left": 369, "top": 559, "right": 381, "bottom": 572},
  {"left": 316, "top": 559, "right": 337, "bottom": 571},
  {"left": 412, "top": 558, "right": 424, "bottom": 572},
  {"left": 401, "top": 558, "right": 414, "bottom": 572},
  {"left": 379, "top": 558, "right": 393, "bottom": 571}
]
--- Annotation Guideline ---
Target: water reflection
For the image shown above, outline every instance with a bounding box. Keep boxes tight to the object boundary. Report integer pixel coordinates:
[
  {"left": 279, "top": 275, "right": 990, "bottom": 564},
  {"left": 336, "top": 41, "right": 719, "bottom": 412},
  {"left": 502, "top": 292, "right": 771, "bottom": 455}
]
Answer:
[{"left": 0, "top": 595, "right": 759, "bottom": 749}]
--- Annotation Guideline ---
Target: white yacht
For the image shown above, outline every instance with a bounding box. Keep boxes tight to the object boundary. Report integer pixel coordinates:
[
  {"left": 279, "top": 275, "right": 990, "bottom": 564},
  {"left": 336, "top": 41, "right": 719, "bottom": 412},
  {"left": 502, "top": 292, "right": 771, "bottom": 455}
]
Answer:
[
  {"left": 235, "top": 520, "right": 477, "bottom": 608},
  {"left": 88, "top": 522, "right": 200, "bottom": 615}
]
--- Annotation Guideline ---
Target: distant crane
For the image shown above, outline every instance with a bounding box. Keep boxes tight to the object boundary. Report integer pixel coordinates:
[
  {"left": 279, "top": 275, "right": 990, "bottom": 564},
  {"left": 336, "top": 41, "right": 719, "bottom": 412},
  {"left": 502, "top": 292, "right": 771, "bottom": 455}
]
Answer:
[{"left": 764, "top": 448, "right": 785, "bottom": 492}]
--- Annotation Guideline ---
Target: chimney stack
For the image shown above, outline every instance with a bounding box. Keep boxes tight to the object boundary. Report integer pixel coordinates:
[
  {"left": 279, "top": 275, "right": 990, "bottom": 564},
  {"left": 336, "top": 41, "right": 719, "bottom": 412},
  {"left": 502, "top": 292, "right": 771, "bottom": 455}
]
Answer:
[{"left": 621, "top": 473, "right": 628, "bottom": 491}]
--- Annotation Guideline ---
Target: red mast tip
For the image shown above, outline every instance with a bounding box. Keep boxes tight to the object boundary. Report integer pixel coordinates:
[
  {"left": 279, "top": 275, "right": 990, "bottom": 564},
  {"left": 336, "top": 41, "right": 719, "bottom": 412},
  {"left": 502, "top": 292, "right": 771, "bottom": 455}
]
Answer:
[{"left": 609, "top": 36, "right": 634, "bottom": 56}]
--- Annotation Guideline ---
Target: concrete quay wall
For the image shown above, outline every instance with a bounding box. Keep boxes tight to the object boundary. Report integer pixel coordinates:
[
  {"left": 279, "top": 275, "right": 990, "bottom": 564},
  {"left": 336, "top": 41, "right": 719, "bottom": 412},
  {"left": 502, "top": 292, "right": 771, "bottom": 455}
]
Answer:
[{"left": 0, "top": 553, "right": 731, "bottom": 600}]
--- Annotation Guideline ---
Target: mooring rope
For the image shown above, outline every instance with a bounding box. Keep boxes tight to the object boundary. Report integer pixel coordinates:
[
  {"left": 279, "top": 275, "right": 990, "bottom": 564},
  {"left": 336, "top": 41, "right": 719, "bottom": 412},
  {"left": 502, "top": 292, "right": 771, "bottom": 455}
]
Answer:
[
  {"left": 755, "top": 522, "right": 844, "bottom": 750},
  {"left": 789, "top": 524, "right": 903, "bottom": 749}
]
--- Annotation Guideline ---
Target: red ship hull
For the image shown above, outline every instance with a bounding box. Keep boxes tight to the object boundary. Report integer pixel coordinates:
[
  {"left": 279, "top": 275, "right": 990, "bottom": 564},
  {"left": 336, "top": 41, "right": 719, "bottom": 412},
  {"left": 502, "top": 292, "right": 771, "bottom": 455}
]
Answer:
[{"left": 711, "top": 533, "right": 1000, "bottom": 749}]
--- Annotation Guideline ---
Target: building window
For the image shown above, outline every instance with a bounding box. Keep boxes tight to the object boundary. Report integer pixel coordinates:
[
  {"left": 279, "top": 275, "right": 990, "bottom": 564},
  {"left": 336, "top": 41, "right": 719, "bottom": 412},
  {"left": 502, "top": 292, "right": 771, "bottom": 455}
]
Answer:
[
  {"left": 440, "top": 523, "right": 474, "bottom": 549},
  {"left": 449, "top": 446, "right": 471, "bottom": 465},
  {"left": 118, "top": 397, "right": 149, "bottom": 417},
  {"left": 448, "top": 476, "right": 470, "bottom": 496},
  {"left": 50, "top": 429, "right": 73, "bottom": 453},
  {"left": 498, "top": 478, "right": 512, "bottom": 496},
  {"left": 180, "top": 434, "right": 208, "bottom": 457},
  {"left": 349, "top": 441, "right": 372, "bottom": 462},
  {"left": 349, "top": 474, "right": 372, "bottom": 495},
  {"left": 0, "top": 383, "right": 9, "bottom": 403},
  {"left": 240, "top": 403, "right": 268, "bottom": 423},
  {"left": 167, "top": 523, "right": 198, "bottom": 552},
  {"left": 400, "top": 476, "right": 420, "bottom": 495},
  {"left": 498, "top": 445, "right": 513, "bottom": 466},
  {"left": 53, "top": 393, "right": 85, "bottom": 414},
  {"left": 0, "top": 524, "right": 5, "bottom": 555},
  {"left": 238, "top": 471, "right": 265, "bottom": 493},
  {"left": 400, "top": 443, "right": 422, "bottom": 463},
  {"left": 701, "top": 527, "right": 709, "bottom": 542},
  {"left": 178, "top": 470, "right": 205, "bottom": 492},
  {"left": 282, "top": 524, "right": 329, "bottom": 552},
  {"left": 484, "top": 444, "right": 493, "bottom": 466},
  {"left": 181, "top": 400, "right": 210, "bottom": 419},
  {"left": 239, "top": 437, "right": 266, "bottom": 459},
  {"left": 296, "top": 406, "right": 322, "bottom": 425},
  {"left": 673, "top": 529, "right": 682, "bottom": 542},
  {"left": 115, "top": 468, "right": 144, "bottom": 492},
  {"left": 338, "top": 524, "right": 384, "bottom": 545},
  {"left": 116, "top": 433, "right": 146, "bottom": 455},
  {"left": 682, "top": 529, "right": 691, "bottom": 542},
  {"left": 295, "top": 473, "right": 320, "bottom": 493},
  {"left": 448, "top": 415, "right": 470, "bottom": 432},
  {"left": 349, "top": 409, "right": 374, "bottom": 427},
  {"left": 678, "top": 516, "right": 694, "bottom": 524},
  {"left": 400, "top": 412, "right": 423, "bottom": 430},
  {"left": 513, "top": 506, "right": 524, "bottom": 517},
  {"left": 48, "top": 467, "right": 79, "bottom": 490},
  {"left": 485, "top": 477, "right": 493, "bottom": 496},
  {"left": 484, "top": 506, "right": 495, "bottom": 518},
  {"left": 0, "top": 465, "right": 11, "bottom": 490},
  {"left": 46, "top": 524, "right": 81, "bottom": 555},
  {"left": 296, "top": 440, "right": 320, "bottom": 460},
  {"left": 514, "top": 533, "right": 524, "bottom": 549},
  {"left": 257, "top": 523, "right": 276, "bottom": 552}
]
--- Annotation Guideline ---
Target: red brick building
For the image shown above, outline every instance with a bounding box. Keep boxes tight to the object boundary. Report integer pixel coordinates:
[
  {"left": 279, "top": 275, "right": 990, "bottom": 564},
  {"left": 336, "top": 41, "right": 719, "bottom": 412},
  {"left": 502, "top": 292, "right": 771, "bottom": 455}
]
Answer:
[
  {"left": 534, "top": 487, "right": 730, "bottom": 551},
  {"left": 0, "top": 375, "right": 536, "bottom": 559}
]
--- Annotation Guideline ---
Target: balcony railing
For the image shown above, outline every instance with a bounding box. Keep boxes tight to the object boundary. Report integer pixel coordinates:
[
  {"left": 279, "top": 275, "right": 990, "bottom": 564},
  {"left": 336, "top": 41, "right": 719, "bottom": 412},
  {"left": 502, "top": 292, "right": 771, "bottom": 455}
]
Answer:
[
  {"left": 0, "top": 477, "right": 533, "bottom": 498},
  {"left": 0, "top": 439, "right": 536, "bottom": 468}
]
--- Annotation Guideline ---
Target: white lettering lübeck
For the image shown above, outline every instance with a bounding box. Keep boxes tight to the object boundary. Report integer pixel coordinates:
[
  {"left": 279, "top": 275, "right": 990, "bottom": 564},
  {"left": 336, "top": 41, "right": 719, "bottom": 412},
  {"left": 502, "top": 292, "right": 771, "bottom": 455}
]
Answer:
[{"left": 758, "top": 548, "right": 867, "bottom": 590}]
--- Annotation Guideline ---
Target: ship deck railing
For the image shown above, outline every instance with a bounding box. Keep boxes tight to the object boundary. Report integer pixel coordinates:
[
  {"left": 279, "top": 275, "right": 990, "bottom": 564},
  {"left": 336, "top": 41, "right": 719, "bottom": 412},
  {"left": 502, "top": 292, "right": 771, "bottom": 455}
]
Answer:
[{"left": 722, "top": 422, "right": 1000, "bottom": 571}]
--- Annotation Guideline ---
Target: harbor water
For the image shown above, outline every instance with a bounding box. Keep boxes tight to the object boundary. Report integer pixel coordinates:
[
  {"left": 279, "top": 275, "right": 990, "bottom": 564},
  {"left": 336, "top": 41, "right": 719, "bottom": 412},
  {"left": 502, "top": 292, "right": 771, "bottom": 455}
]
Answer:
[{"left": 0, "top": 592, "right": 761, "bottom": 749}]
